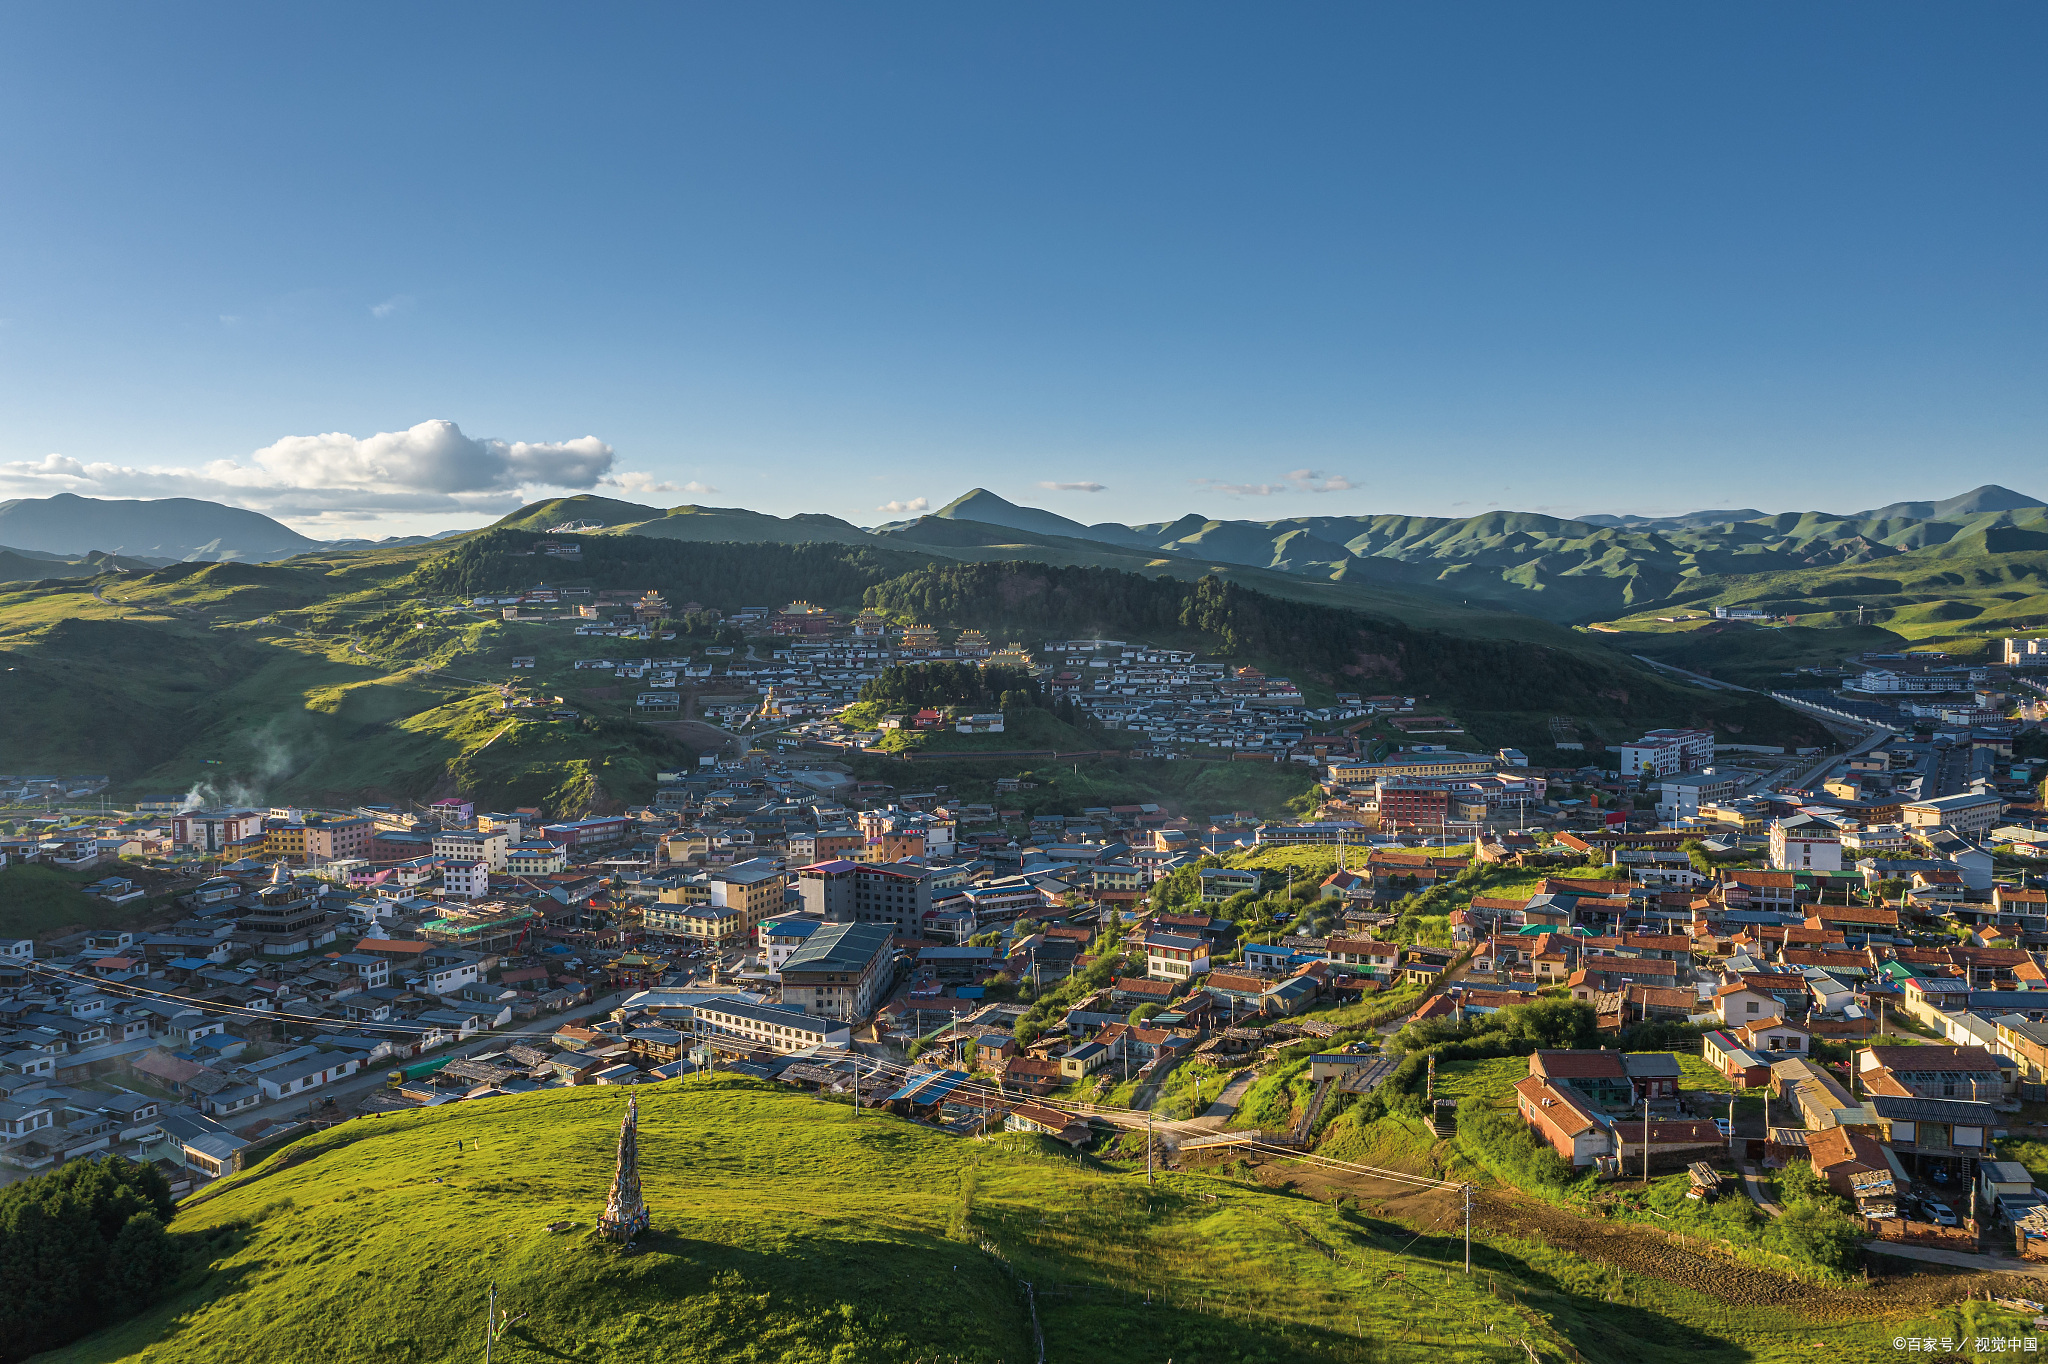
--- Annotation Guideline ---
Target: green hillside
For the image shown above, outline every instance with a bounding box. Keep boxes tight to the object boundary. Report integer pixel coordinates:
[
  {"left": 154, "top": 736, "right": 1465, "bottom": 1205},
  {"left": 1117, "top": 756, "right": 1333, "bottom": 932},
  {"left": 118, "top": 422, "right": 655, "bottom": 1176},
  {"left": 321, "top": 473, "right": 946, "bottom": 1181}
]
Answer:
[
  {"left": 475, "top": 487, "right": 2048, "bottom": 638},
  {"left": 910, "top": 486, "right": 2048, "bottom": 626},
  {"left": 1587, "top": 537, "right": 2048, "bottom": 677},
  {"left": 862, "top": 560, "right": 1830, "bottom": 753},
  {"left": 0, "top": 524, "right": 1838, "bottom": 806},
  {"left": 47, "top": 1079, "right": 1550, "bottom": 1364}
]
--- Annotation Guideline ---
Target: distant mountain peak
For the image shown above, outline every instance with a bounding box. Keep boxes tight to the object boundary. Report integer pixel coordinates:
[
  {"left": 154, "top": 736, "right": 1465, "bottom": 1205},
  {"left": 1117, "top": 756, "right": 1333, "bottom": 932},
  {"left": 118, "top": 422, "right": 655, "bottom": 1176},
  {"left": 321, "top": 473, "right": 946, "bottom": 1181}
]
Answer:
[
  {"left": 0, "top": 493, "right": 323, "bottom": 562},
  {"left": 930, "top": 489, "right": 1152, "bottom": 547},
  {"left": 1852, "top": 484, "right": 2045, "bottom": 522}
]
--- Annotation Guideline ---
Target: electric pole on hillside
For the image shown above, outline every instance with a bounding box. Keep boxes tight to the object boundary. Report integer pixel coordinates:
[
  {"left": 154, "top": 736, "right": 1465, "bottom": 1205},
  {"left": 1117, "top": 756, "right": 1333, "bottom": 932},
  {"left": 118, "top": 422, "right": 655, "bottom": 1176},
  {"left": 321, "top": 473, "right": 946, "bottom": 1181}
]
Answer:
[
  {"left": 1641, "top": 1094, "right": 1650, "bottom": 1185},
  {"left": 1463, "top": 1183, "right": 1473, "bottom": 1273}
]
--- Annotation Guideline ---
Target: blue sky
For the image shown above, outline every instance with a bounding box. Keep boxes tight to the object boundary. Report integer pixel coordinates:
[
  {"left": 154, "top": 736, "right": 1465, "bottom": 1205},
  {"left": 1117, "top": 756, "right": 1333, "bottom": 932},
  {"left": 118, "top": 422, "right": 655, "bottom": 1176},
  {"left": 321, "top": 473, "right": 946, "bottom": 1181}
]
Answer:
[{"left": 0, "top": 4, "right": 2041, "bottom": 535}]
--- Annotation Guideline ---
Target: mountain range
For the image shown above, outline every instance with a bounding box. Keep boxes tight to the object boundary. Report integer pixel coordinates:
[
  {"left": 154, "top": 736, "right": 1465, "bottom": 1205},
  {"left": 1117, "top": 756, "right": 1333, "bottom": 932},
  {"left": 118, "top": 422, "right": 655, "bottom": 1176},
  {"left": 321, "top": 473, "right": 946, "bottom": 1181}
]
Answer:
[
  {"left": 0, "top": 493, "right": 462, "bottom": 563},
  {"left": 493, "top": 481, "right": 2048, "bottom": 625},
  {"left": 6, "top": 482, "right": 2045, "bottom": 631}
]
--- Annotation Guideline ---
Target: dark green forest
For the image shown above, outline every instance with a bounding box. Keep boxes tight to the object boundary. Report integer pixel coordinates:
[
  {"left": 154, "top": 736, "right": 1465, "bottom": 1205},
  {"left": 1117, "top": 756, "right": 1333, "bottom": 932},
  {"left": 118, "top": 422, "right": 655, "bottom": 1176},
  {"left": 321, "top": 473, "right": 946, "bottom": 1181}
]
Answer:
[
  {"left": 859, "top": 661, "right": 1042, "bottom": 711},
  {"left": 406, "top": 529, "right": 931, "bottom": 609},
  {"left": 862, "top": 561, "right": 1828, "bottom": 742},
  {"left": 0, "top": 1156, "right": 183, "bottom": 1360}
]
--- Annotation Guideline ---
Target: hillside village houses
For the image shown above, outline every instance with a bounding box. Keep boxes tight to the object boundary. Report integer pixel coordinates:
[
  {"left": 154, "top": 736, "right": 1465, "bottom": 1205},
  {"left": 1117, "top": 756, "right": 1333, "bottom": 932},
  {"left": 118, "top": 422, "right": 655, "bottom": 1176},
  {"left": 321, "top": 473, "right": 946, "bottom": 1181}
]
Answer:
[{"left": 5, "top": 625, "right": 2046, "bottom": 1222}]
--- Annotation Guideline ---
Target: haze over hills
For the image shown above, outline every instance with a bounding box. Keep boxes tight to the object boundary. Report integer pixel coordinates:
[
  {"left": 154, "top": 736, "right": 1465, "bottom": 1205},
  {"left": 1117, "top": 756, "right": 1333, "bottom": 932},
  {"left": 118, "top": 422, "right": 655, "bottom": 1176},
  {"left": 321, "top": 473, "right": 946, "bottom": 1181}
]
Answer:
[{"left": 0, "top": 493, "right": 326, "bottom": 562}]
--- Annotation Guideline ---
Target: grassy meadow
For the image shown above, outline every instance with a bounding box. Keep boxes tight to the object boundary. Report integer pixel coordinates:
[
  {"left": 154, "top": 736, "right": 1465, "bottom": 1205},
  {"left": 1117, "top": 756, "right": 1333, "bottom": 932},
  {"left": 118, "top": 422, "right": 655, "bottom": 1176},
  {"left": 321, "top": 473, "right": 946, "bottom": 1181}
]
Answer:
[{"left": 43, "top": 1078, "right": 1556, "bottom": 1364}]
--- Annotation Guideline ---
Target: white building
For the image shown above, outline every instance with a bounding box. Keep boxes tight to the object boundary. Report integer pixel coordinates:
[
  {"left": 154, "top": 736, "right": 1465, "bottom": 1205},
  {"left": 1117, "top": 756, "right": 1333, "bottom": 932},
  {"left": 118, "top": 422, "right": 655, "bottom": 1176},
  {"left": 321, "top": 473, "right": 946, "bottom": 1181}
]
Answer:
[
  {"left": 433, "top": 829, "right": 510, "bottom": 872},
  {"left": 1618, "top": 728, "right": 1715, "bottom": 778},
  {"left": 1840, "top": 823, "right": 1911, "bottom": 854},
  {"left": 1903, "top": 792, "right": 2006, "bottom": 839},
  {"left": 1769, "top": 815, "right": 1843, "bottom": 872},
  {"left": 440, "top": 859, "right": 488, "bottom": 900},
  {"left": 1654, "top": 770, "right": 1739, "bottom": 819}
]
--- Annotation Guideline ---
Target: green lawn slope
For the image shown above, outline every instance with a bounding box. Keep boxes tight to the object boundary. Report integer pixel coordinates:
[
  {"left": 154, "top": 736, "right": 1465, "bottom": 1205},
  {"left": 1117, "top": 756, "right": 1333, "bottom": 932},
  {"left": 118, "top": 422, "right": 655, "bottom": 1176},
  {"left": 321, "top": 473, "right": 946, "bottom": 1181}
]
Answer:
[
  {"left": 0, "top": 865, "right": 165, "bottom": 940},
  {"left": 45, "top": 1078, "right": 1561, "bottom": 1364}
]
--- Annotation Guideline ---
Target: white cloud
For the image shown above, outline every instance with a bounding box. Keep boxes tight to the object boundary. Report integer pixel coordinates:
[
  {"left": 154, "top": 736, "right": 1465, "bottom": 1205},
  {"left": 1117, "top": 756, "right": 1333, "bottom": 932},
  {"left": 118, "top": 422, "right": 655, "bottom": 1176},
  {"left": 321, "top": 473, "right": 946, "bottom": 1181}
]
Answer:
[
  {"left": 1038, "top": 480, "right": 1107, "bottom": 493},
  {"left": 606, "top": 471, "right": 718, "bottom": 498},
  {"left": 369, "top": 294, "right": 415, "bottom": 319},
  {"left": 0, "top": 419, "right": 619, "bottom": 522},
  {"left": 0, "top": 453, "right": 89, "bottom": 479},
  {"left": 877, "top": 497, "right": 930, "bottom": 514},
  {"left": 1285, "top": 469, "right": 1356, "bottom": 494},
  {"left": 251, "top": 420, "right": 613, "bottom": 493}
]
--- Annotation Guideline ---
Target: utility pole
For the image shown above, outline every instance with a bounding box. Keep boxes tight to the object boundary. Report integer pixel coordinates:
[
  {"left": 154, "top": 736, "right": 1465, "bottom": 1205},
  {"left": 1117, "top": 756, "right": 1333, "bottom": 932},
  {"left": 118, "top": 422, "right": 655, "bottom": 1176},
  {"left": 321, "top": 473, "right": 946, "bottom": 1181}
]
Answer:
[
  {"left": 1463, "top": 1182, "right": 1473, "bottom": 1273},
  {"left": 1641, "top": 1093, "right": 1650, "bottom": 1185},
  {"left": 1147, "top": 1109, "right": 1154, "bottom": 1185}
]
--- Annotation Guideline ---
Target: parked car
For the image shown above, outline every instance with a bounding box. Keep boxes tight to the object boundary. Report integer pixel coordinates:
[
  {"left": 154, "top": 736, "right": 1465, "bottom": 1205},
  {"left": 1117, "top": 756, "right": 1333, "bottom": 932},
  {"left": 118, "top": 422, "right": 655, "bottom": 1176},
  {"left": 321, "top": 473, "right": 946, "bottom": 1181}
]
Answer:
[{"left": 1922, "top": 1199, "right": 1959, "bottom": 1227}]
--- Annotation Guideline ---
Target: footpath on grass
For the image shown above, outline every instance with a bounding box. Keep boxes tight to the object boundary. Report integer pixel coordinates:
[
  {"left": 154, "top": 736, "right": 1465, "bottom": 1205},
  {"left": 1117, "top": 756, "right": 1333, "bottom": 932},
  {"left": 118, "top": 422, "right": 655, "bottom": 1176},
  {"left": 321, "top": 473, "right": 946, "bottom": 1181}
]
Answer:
[{"left": 1233, "top": 1132, "right": 2037, "bottom": 1323}]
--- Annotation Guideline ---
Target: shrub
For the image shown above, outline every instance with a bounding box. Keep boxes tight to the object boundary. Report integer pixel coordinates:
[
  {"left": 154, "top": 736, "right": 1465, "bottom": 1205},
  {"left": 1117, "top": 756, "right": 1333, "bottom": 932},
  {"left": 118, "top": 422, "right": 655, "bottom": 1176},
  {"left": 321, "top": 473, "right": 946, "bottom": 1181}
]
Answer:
[{"left": 1454, "top": 1096, "right": 1579, "bottom": 1195}]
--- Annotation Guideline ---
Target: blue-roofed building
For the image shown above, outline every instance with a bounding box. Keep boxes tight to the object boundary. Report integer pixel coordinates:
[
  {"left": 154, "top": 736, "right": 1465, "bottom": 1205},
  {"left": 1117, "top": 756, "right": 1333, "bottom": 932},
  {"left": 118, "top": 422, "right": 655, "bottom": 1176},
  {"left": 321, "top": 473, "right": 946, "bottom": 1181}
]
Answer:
[
  {"left": 759, "top": 916, "right": 826, "bottom": 975},
  {"left": 1242, "top": 942, "right": 1321, "bottom": 974}
]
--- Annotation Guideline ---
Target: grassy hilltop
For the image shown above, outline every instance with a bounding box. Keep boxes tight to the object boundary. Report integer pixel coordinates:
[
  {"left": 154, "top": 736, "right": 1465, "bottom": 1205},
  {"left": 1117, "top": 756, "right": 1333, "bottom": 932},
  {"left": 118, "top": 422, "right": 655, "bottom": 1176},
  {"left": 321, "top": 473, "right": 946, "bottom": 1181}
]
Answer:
[{"left": 45, "top": 1079, "right": 1553, "bottom": 1364}]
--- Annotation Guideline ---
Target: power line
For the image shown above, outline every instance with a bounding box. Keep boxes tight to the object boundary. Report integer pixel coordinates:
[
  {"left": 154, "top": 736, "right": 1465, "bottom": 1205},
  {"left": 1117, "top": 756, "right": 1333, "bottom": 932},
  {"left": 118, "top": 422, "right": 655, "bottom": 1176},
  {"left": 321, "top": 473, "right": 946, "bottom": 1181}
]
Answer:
[{"left": 23, "top": 961, "right": 477, "bottom": 1038}]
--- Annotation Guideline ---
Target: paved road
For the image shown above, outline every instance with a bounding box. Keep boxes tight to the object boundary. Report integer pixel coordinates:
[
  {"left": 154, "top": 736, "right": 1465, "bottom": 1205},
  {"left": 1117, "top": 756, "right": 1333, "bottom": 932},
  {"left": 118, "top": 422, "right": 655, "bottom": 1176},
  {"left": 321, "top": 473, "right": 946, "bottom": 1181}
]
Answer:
[
  {"left": 1737, "top": 1163, "right": 1784, "bottom": 1217},
  {"left": 1776, "top": 726, "right": 1893, "bottom": 796},
  {"left": 1193, "top": 1067, "right": 1259, "bottom": 1126},
  {"left": 1865, "top": 1241, "right": 2048, "bottom": 1278},
  {"left": 1630, "top": 655, "right": 1754, "bottom": 693}
]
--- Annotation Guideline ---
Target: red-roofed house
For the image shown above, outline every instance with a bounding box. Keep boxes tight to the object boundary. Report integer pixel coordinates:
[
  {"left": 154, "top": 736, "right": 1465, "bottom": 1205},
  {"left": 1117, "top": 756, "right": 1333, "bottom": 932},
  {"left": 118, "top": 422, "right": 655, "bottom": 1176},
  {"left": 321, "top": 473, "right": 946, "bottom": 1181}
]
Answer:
[{"left": 1514, "top": 1075, "right": 1613, "bottom": 1166}]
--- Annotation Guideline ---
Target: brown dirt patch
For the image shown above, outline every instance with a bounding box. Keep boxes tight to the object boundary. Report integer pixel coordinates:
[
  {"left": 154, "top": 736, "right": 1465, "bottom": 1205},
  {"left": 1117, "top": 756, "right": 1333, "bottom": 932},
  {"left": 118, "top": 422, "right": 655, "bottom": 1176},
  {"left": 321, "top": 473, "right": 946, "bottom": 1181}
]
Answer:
[{"left": 1223, "top": 1149, "right": 2033, "bottom": 1320}]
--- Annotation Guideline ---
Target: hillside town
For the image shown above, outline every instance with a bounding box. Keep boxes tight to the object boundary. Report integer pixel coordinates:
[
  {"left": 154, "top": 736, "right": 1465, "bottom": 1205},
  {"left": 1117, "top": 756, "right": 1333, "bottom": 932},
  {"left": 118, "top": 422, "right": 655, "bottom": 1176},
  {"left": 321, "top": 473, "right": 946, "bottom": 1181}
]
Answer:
[{"left": 0, "top": 629, "right": 2040, "bottom": 1294}]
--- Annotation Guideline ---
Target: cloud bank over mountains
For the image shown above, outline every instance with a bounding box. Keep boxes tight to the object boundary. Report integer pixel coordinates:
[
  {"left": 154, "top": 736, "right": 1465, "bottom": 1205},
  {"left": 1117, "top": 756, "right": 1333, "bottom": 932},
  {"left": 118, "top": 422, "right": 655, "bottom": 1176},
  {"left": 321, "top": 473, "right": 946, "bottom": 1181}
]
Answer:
[{"left": 0, "top": 419, "right": 681, "bottom": 527}]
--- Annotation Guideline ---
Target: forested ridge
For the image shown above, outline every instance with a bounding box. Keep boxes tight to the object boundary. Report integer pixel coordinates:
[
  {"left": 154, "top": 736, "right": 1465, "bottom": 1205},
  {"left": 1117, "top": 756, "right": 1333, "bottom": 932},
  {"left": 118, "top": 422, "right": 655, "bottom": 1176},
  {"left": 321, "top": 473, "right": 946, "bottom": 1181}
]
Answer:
[
  {"left": 865, "top": 561, "right": 1763, "bottom": 723},
  {"left": 406, "top": 529, "right": 931, "bottom": 608},
  {"left": 398, "top": 534, "right": 1828, "bottom": 746}
]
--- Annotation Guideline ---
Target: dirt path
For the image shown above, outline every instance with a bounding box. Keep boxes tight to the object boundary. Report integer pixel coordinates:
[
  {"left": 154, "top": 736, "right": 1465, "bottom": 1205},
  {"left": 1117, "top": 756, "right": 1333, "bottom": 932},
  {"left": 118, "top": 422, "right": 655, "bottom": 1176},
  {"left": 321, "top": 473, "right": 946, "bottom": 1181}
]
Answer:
[{"left": 1219, "top": 1143, "right": 2038, "bottom": 1319}]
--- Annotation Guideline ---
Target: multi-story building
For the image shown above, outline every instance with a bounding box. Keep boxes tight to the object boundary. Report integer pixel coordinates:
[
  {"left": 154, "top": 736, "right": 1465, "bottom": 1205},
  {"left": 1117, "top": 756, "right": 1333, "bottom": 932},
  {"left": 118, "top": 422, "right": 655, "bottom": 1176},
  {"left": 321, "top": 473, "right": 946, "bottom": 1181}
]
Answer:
[
  {"left": 796, "top": 859, "right": 935, "bottom": 933},
  {"left": 1836, "top": 822, "right": 1908, "bottom": 854},
  {"left": 503, "top": 842, "right": 568, "bottom": 876},
  {"left": 1253, "top": 821, "right": 1369, "bottom": 846},
  {"left": 440, "top": 859, "right": 488, "bottom": 900},
  {"left": 1902, "top": 792, "right": 2005, "bottom": 839},
  {"left": 706, "top": 858, "right": 788, "bottom": 937},
  {"left": 1654, "top": 771, "right": 1739, "bottom": 820},
  {"left": 1769, "top": 814, "right": 1843, "bottom": 872},
  {"left": 777, "top": 921, "right": 896, "bottom": 1022},
  {"left": 433, "top": 828, "right": 511, "bottom": 872},
  {"left": 759, "top": 917, "right": 823, "bottom": 975},
  {"left": 645, "top": 901, "right": 744, "bottom": 944},
  {"left": 1325, "top": 752, "right": 1494, "bottom": 787},
  {"left": 264, "top": 813, "right": 373, "bottom": 866},
  {"left": 1138, "top": 930, "right": 1211, "bottom": 982},
  {"left": 540, "top": 816, "right": 630, "bottom": 851},
  {"left": 172, "top": 808, "right": 266, "bottom": 853},
  {"left": 690, "top": 998, "right": 852, "bottom": 1054},
  {"left": 476, "top": 812, "right": 526, "bottom": 841},
  {"left": 1617, "top": 728, "right": 1715, "bottom": 778},
  {"left": 1374, "top": 781, "right": 1450, "bottom": 831},
  {"left": 788, "top": 829, "right": 865, "bottom": 863}
]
